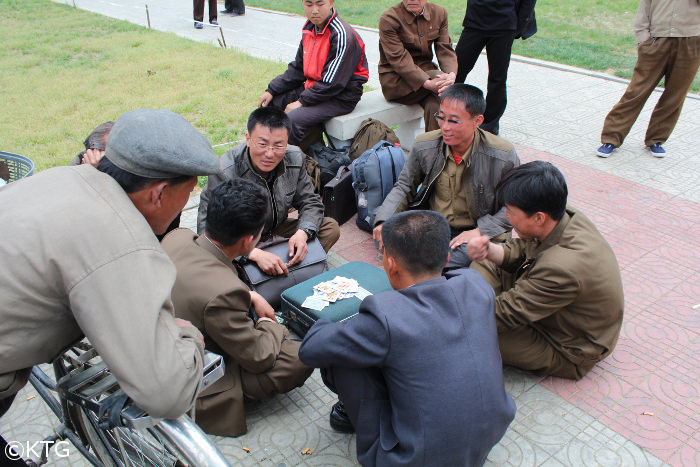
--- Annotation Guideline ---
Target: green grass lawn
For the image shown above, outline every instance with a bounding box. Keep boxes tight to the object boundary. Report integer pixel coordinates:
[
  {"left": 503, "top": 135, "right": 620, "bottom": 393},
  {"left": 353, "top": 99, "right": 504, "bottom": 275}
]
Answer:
[
  {"left": 0, "top": 0, "right": 288, "bottom": 172},
  {"left": 249, "top": 0, "right": 699, "bottom": 92}
]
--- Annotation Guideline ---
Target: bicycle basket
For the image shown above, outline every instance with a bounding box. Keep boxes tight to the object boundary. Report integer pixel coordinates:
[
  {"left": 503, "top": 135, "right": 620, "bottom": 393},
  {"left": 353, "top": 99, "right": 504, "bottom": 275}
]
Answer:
[{"left": 0, "top": 151, "right": 35, "bottom": 182}]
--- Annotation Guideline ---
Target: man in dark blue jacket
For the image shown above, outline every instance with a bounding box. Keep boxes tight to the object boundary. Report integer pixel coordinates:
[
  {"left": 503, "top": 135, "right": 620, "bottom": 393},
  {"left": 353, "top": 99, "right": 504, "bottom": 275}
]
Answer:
[
  {"left": 455, "top": 0, "right": 537, "bottom": 135},
  {"left": 299, "top": 210, "right": 515, "bottom": 466}
]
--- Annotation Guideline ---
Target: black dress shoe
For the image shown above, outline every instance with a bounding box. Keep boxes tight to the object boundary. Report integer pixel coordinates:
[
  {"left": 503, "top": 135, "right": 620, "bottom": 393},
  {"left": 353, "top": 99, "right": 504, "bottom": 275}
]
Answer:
[
  {"left": 220, "top": 9, "right": 233, "bottom": 13},
  {"left": 329, "top": 401, "right": 354, "bottom": 433}
]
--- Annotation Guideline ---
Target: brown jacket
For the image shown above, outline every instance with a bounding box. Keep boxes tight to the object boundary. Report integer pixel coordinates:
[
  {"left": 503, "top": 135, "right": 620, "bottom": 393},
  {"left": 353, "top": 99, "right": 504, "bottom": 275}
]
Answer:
[
  {"left": 378, "top": 2, "right": 458, "bottom": 100},
  {"left": 496, "top": 207, "right": 624, "bottom": 371},
  {"left": 162, "top": 229, "right": 290, "bottom": 436}
]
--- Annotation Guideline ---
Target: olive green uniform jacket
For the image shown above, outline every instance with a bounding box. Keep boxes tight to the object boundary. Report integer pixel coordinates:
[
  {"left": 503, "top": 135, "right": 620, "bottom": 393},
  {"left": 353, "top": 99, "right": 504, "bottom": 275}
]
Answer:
[{"left": 162, "top": 229, "right": 312, "bottom": 437}]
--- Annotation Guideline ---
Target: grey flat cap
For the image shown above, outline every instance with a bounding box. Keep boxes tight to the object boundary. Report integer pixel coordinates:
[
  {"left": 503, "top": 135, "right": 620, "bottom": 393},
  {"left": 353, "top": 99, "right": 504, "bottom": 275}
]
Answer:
[{"left": 105, "top": 109, "right": 220, "bottom": 178}]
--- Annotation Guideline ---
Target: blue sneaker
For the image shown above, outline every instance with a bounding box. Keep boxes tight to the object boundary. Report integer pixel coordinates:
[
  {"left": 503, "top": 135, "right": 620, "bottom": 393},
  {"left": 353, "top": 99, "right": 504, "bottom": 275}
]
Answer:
[
  {"left": 596, "top": 143, "right": 615, "bottom": 158},
  {"left": 649, "top": 143, "right": 666, "bottom": 158},
  {"left": 210, "top": 20, "right": 218, "bottom": 25},
  {"left": 194, "top": 21, "right": 203, "bottom": 29}
]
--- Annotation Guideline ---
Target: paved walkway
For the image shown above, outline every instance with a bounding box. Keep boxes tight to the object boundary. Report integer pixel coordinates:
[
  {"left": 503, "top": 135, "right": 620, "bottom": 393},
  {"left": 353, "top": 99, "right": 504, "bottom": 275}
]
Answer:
[{"left": 4, "top": 1, "right": 698, "bottom": 466}]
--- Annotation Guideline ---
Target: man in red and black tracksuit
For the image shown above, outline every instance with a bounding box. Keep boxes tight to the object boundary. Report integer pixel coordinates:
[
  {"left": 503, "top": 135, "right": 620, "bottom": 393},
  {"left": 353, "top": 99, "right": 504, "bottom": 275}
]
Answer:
[{"left": 258, "top": 1, "right": 369, "bottom": 148}]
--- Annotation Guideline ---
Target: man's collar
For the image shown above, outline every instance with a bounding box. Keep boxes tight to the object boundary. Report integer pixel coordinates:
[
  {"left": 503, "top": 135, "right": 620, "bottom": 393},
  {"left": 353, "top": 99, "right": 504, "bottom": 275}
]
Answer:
[
  {"left": 535, "top": 210, "right": 571, "bottom": 254},
  {"left": 195, "top": 234, "right": 238, "bottom": 273},
  {"left": 402, "top": 4, "right": 430, "bottom": 23}
]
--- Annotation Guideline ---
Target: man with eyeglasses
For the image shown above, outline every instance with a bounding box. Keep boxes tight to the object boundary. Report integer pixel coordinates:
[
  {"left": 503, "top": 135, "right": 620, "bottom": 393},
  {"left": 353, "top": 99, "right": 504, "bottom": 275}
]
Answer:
[
  {"left": 467, "top": 161, "right": 624, "bottom": 380},
  {"left": 198, "top": 107, "right": 339, "bottom": 276},
  {"left": 373, "top": 84, "right": 520, "bottom": 269}
]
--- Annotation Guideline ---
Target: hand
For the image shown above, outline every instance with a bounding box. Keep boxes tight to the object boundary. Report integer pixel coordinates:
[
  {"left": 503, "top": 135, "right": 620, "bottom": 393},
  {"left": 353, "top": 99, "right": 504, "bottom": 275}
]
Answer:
[
  {"left": 287, "top": 230, "right": 309, "bottom": 267},
  {"left": 82, "top": 148, "right": 105, "bottom": 167},
  {"left": 174, "top": 318, "right": 204, "bottom": 347},
  {"left": 423, "top": 77, "right": 439, "bottom": 93},
  {"left": 435, "top": 72, "right": 456, "bottom": 95},
  {"left": 249, "top": 247, "right": 289, "bottom": 276},
  {"left": 466, "top": 235, "right": 491, "bottom": 262},
  {"left": 372, "top": 223, "right": 384, "bottom": 250},
  {"left": 249, "top": 291, "right": 276, "bottom": 320},
  {"left": 258, "top": 91, "right": 273, "bottom": 107},
  {"left": 449, "top": 228, "right": 482, "bottom": 250},
  {"left": 284, "top": 100, "right": 303, "bottom": 113}
]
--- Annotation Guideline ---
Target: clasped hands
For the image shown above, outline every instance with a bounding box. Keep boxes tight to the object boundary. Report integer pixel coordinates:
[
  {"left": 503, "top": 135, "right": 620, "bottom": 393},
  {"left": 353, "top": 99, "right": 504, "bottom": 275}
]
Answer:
[{"left": 247, "top": 229, "right": 309, "bottom": 276}]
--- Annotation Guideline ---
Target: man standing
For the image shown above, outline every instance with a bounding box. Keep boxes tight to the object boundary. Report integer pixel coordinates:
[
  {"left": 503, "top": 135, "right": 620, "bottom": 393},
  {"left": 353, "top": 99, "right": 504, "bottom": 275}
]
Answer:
[
  {"left": 0, "top": 109, "right": 221, "bottom": 425},
  {"left": 596, "top": 0, "right": 699, "bottom": 158},
  {"left": 258, "top": 0, "right": 369, "bottom": 149},
  {"left": 198, "top": 107, "right": 340, "bottom": 276},
  {"left": 163, "top": 179, "right": 312, "bottom": 437},
  {"left": 372, "top": 84, "right": 520, "bottom": 268},
  {"left": 454, "top": 0, "right": 537, "bottom": 135},
  {"left": 378, "top": 0, "right": 458, "bottom": 132},
  {"left": 468, "top": 161, "right": 624, "bottom": 380},
  {"left": 300, "top": 210, "right": 515, "bottom": 466}
]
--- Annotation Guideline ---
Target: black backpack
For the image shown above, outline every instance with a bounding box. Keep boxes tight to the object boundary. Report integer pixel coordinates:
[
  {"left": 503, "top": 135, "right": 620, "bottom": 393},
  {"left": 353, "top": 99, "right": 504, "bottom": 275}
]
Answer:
[{"left": 306, "top": 142, "right": 352, "bottom": 187}]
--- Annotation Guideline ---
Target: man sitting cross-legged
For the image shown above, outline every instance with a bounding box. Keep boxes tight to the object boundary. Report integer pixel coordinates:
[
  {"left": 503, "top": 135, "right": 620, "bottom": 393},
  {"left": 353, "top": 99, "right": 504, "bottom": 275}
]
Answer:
[
  {"left": 300, "top": 210, "right": 515, "bottom": 466},
  {"left": 468, "top": 161, "right": 625, "bottom": 380},
  {"left": 163, "top": 179, "right": 313, "bottom": 437},
  {"left": 198, "top": 107, "right": 339, "bottom": 277}
]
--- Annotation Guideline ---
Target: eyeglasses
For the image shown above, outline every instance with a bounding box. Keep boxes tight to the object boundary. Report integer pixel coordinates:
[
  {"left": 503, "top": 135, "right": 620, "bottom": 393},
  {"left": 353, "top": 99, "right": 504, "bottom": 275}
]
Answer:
[
  {"left": 255, "top": 141, "right": 286, "bottom": 153},
  {"left": 434, "top": 112, "right": 463, "bottom": 126}
]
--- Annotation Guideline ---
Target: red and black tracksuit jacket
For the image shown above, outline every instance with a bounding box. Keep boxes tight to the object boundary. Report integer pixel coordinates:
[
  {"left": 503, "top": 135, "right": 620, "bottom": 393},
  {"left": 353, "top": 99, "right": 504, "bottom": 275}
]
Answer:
[{"left": 267, "top": 8, "right": 369, "bottom": 107}]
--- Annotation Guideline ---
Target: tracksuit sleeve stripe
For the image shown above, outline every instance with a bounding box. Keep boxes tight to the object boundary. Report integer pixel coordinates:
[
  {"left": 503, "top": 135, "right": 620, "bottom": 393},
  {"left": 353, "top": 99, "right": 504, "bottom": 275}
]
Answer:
[{"left": 323, "top": 18, "right": 347, "bottom": 84}]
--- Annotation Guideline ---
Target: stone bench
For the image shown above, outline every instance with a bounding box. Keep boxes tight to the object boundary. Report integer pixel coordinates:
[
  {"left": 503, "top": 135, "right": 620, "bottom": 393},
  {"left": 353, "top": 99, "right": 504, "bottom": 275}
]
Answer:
[{"left": 325, "top": 90, "right": 424, "bottom": 151}]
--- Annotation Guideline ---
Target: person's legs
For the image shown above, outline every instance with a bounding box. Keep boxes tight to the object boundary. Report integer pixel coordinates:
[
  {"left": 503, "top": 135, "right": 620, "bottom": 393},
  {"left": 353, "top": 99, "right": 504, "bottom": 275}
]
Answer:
[
  {"left": 227, "top": 0, "right": 245, "bottom": 14},
  {"left": 391, "top": 89, "right": 441, "bottom": 132},
  {"left": 600, "top": 39, "right": 668, "bottom": 147},
  {"left": 240, "top": 340, "right": 313, "bottom": 400},
  {"left": 207, "top": 0, "right": 217, "bottom": 23},
  {"left": 455, "top": 29, "right": 487, "bottom": 84},
  {"left": 193, "top": 0, "right": 204, "bottom": 22},
  {"left": 321, "top": 366, "right": 388, "bottom": 432},
  {"left": 1, "top": 395, "right": 26, "bottom": 466},
  {"left": 481, "top": 32, "right": 515, "bottom": 135},
  {"left": 272, "top": 217, "right": 339, "bottom": 252},
  {"left": 286, "top": 99, "right": 358, "bottom": 146},
  {"left": 498, "top": 326, "right": 586, "bottom": 379},
  {"left": 644, "top": 36, "right": 700, "bottom": 146}
]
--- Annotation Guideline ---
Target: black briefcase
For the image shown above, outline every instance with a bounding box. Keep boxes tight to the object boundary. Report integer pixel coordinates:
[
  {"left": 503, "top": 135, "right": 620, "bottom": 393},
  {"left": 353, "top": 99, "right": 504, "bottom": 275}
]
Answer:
[{"left": 322, "top": 165, "right": 356, "bottom": 225}]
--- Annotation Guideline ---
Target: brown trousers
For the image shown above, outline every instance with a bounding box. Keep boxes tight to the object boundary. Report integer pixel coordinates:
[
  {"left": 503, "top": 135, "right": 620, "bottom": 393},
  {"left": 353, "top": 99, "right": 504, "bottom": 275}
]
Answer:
[
  {"left": 388, "top": 69, "right": 443, "bottom": 133},
  {"left": 240, "top": 339, "right": 313, "bottom": 400},
  {"left": 193, "top": 0, "right": 217, "bottom": 23},
  {"left": 601, "top": 36, "right": 700, "bottom": 147},
  {"left": 471, "top": 260, "right": 590, "bottom": 380},
  {"left": 272, "top": 217, "right": 341, "bottom": 253}
]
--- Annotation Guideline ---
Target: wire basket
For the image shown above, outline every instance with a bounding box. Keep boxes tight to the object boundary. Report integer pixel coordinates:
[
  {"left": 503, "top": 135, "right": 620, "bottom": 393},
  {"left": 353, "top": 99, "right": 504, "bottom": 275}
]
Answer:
[{"left": 0, "top": 151, "right": 35, "bottom": 182}]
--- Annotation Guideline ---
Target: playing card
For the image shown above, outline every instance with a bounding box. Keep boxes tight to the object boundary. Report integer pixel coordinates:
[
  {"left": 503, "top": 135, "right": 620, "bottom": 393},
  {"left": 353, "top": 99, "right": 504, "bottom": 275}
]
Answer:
[{"left": 302, "top": 296, "right": 329, "bottom": 311}]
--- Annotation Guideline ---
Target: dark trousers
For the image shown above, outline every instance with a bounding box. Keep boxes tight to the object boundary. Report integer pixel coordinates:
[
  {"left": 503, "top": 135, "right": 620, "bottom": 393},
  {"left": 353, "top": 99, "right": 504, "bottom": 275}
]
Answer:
[
  {"left": 270, "top": 86, "right": 358, "bottom": 147},
  {"left": 321, "top": 366, "right": 388, "bottom": 458},
  {"left": 601, "top": 36, "right": 700, "bottom": 147},
  {"left": 1, "top": 395, "right": 26, "bottom": 465},
  {"left": 193, "top": 0, "right": 217, "bottom": 23},
  {"left": 224, "top": 0, "right": 245, "bottom": 14},
  {"left": 455, "top": 29, "right": 515, "bottom": 135}
]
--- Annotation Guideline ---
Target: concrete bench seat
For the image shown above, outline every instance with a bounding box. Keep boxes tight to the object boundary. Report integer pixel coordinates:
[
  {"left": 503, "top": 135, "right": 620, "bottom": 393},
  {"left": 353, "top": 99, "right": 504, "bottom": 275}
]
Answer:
[{"left": 325, "top": 90, "right": 424, "bottom": 151}]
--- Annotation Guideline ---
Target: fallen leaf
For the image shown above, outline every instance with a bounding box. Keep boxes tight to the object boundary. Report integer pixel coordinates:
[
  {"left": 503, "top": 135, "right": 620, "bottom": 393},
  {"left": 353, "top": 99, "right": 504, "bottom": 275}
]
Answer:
[
  {"left": 242, "top": 447, "right": 250, "bottom": 453},
  {"left": 641, "top": 411, "right": 654, "bottom": 416},
  {"left": 302, "top": 448, "right": 312, "bottom": 455},
  {"left": 26, "top": 395, "right": 36, "bottom": 401}
]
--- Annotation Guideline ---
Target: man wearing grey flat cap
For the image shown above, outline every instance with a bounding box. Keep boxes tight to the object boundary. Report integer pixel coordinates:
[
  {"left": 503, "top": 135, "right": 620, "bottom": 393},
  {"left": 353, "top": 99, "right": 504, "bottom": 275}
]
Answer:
[{"left": 0, "top": 109, "right": 221, "bottom": 426}]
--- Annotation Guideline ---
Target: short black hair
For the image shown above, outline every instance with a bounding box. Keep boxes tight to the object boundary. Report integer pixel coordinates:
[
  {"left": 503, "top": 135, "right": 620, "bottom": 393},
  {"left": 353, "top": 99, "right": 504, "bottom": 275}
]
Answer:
[
  {"left": 205, "top": 179, "right": 268, "bottom": 246},
  {"left": 439, "top": 84, "right": 486, "bottom": 117},
  {"left": 497, "top": 161, "right": 568, "bottom": 220},
  {"left": 246, "top": 106, "right": 292, "bottom": 135},
  {"left": 382, "top": 210, "right": 450, "bottom": 276},
  {"left": 83, "top": 121, "right": 114, "bottom": 151},
  {"left": 96, "top": 156, "right": 192, "bottom": 193}
]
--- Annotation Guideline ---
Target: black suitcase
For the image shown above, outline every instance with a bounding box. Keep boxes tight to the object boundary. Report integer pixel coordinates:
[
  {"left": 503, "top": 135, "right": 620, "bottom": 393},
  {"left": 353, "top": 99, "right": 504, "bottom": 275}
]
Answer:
[
  {"left": 322, "top": 165, "right": 356, "bottom": 225},
  {"left": 280, "top": 261, "right": 392, "bottom": 337}
]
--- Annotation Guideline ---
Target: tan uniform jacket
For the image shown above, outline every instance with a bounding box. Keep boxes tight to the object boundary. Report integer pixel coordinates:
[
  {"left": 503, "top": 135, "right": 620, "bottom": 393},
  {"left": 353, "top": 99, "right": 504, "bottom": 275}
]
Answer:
[
  {"left": 0, "top": 165, "right": 203, "bottom": 419},
  {"left": 378, "top": 2, "right": 458, "bottom": 100},
  {"left": 162, "top": 229, "right": 288, "bottom": 437},
  {"left": 634, "top": 0, "right": 700, "bottom": 42},
  {"left": 496, "top": 207, "right": 624, "bottom": 367}
]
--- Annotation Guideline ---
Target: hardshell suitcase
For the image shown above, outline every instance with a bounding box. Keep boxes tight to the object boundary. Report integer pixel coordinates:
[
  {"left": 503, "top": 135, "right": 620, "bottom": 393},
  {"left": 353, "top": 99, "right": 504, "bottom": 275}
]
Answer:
[
  {"left": 322, "top": 165, "right": 356, "bottom": 225},
  {"left": 280, "top": 261, "right": 392, "bottom": 337},
  {"left": 351, "top": 141, "right": 406, "bottom": 231}
]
